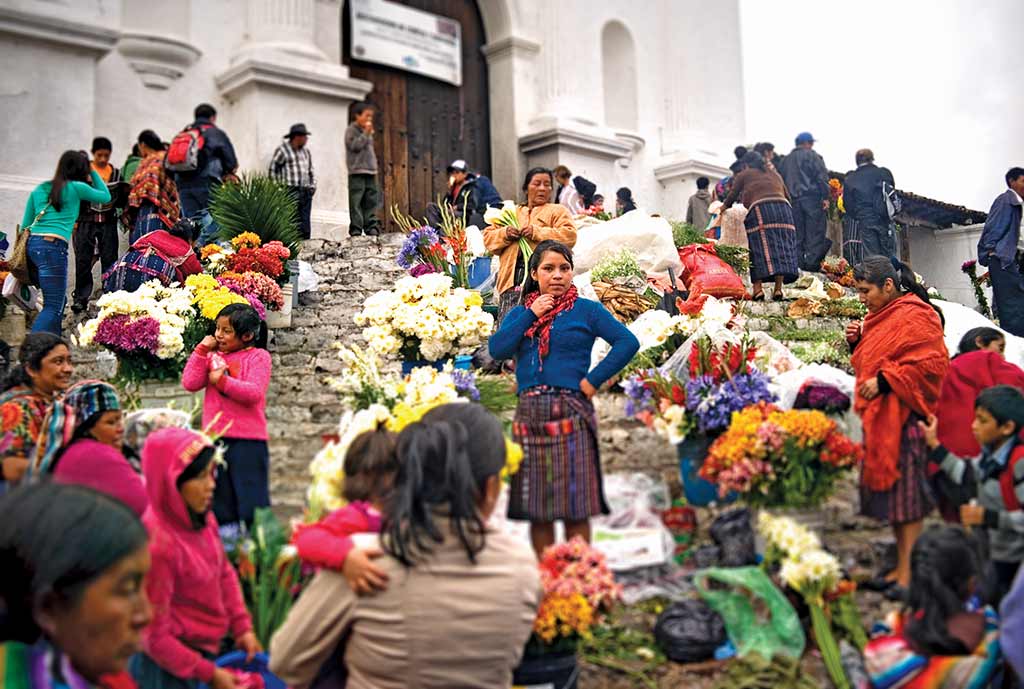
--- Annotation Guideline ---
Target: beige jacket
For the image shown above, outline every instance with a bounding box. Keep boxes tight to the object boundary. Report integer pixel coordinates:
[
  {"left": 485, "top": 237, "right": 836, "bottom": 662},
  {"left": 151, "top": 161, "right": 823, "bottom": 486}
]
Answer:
[
  {"left": 269, "top": 528, "right": 540, "bottom": 689},
  {"left": 482, "top": 203, "right": 577, "bottom": 294}
]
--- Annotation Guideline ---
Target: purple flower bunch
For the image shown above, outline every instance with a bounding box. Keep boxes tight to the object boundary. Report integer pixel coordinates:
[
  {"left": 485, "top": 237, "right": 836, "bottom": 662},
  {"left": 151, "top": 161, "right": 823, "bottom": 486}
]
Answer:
[
  {"left": 450, "top": 368, "right": 481, "bottom": 402},
  {"left": 793, "top": 383, "right": 851, "bottom": 414},
  {"left": 685, "top": 371, "right": 775, "bottom": 434},
  {"left": 94, "top": 314, "right": 161, "bottom": 356},
  {"left": 397, "top": 226, "right": 442, "bottom": 270},
  {"left": 622, "top": 372, "right": 656, "bottom": 417}
]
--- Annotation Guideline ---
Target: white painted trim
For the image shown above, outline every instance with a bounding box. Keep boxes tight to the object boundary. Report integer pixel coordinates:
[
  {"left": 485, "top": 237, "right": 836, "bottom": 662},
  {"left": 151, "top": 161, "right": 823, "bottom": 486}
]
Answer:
[
  {"left": 0, "top": 6, "right": 119, "bottom": 55},
  {"left": 117, "top": 32, "right": 202, "bottom": 90},
  {"left": 216, "top": 56, "right": 373, "bottom": 102},
  {"left": 932, "top": 222, "right": 985, "bottom": 239},
  {"left": 481, "top": 35, "right": 540, "bottom": 62},
  {"left": 519, "top": 126, "right": 634, "bottom": 161},
  {"left": 653, "top": 158, "right": 731, "bottom": 185}
]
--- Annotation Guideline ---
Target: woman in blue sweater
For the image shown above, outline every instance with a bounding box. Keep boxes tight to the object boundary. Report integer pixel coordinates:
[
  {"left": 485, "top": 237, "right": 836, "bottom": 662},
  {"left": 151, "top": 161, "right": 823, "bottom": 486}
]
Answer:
[
  {"left": 21, "top": 150, "right": 111, "bottom": 334},
  {"left": 490, "top": 240, "right": 639, "bottom": 556}
]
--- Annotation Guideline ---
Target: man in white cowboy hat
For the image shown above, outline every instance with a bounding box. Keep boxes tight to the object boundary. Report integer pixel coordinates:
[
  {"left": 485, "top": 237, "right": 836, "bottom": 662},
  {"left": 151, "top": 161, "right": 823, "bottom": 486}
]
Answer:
[{"left": 269, "top": 123, "right": 316, "bottom": 239}]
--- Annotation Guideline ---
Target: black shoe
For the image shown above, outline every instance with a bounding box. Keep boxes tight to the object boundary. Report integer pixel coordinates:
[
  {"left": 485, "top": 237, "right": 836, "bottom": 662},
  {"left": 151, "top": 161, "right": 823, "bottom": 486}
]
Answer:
[
  {"left": 773, "top": 290, "right": 785, "bottom": 302},
  {"left": 861, "top": 573, "right": 897, "bottom": 592},
  {"left": 751, "top": 291, "right": 766, "bottom": 302},
  {"left": 365, "top": 227, "right": 380, "bottom": 237},
  {"left": 349, "top": 228, "right": 363, "bottom": 237},
  {"left": 71, "top": 301, "right": 87, "bottom": 314},
  {"left": 884, "top": 584, "right": 909, "bottom": 602}
]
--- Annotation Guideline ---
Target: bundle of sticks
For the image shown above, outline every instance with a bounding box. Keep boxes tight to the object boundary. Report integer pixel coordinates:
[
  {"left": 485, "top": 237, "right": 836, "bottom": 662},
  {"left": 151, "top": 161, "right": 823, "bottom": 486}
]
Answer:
[{"left": 592, "top": 281, "right": 656, "bottom": 324}]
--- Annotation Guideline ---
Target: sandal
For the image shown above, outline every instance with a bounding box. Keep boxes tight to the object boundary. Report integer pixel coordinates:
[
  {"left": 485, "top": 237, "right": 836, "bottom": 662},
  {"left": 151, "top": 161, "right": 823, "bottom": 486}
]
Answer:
[
  {"left": 751, "top": 291, "right": 766, "bottom": 302},
  {"left": 772, "top": 290, "right": 785, "bottom": 301}
]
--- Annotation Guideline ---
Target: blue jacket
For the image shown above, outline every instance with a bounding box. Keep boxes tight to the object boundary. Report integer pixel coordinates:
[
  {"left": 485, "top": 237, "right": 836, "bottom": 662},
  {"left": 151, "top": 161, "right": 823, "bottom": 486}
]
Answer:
[
  {"left": 474, "top": 174, "right": 502, "bottom": 208},
  {"left": 978, "top": 189, "right": 1023, "bottom": 269},
  {"left": 489, "top": 298, "right": 639, "bottom": 394}
]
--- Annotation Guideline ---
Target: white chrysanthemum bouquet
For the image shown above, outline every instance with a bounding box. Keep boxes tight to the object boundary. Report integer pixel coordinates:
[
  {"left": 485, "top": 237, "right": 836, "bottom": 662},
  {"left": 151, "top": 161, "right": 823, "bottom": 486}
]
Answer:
[{"left": 354, "top": 273, "right": 494, "bottom": 362}]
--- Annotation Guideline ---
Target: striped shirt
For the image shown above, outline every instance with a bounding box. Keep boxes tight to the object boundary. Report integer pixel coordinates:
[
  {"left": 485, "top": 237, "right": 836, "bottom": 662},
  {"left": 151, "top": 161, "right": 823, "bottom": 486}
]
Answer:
[{"left": 269, "top": 142, "right": 316, "bottom": 189}]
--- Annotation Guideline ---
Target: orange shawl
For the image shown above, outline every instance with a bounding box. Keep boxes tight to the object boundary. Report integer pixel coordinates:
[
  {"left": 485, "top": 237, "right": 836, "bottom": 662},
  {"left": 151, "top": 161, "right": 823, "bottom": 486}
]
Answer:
[{"left": 851, "top": 294, "right": 949, "bottom": 491}]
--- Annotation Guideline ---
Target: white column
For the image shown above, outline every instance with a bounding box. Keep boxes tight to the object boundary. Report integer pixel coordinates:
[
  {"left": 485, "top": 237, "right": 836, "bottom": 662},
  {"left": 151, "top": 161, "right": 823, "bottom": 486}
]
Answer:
[
  {"left": 532, "top": 3, "right": 589, "bottom": 124},
  {"left": 245, "top": 0, "right": 326, "bottom": 61}
]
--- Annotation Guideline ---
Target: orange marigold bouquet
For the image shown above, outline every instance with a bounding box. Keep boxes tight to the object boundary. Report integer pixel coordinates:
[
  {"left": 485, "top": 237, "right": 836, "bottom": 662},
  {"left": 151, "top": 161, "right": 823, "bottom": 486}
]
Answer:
[
  {"left": 700, "top": 402, "right": 863, "bottom": 508},
  {"left": 529, "top": 536, "right": 621, "bottom": 654}
]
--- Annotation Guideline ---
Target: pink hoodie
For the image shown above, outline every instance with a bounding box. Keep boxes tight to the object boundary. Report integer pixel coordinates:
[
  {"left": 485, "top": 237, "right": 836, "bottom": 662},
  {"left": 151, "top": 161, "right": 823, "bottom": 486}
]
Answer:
[
  {"left": 181, "top": 344, "right": 271, "bottom": 440},
  {"left": 140, "top": 428, "right": 252, "bottom": 682}
]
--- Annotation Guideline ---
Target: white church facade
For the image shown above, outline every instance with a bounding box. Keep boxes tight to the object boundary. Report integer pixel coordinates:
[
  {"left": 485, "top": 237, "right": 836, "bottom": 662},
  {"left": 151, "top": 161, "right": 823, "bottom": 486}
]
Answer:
[{"left": 0, "top": 0, "right": 746, "bottom": 236}]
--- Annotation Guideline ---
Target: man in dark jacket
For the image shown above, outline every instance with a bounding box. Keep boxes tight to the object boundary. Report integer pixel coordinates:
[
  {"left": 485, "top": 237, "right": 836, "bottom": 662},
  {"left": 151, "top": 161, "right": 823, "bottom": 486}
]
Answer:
[
  {"left": 426, "top": 159, "right": 487, "bottom": 229},
  {"left": 173, "top": 103, "right": 238, "bottom": 245},
  {"left": 979, "top": 167, "right": 1024, "bottom": 336},
  {"left": 842, "top": 149, "right": 897, "bottom": 263},
  {"left": 779, "top": 132, "right": 830, "bottom": 271}
]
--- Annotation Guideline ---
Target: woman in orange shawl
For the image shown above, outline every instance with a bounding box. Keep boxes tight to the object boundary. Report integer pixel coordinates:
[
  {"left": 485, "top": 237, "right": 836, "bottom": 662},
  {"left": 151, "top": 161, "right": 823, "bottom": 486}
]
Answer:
[{"left": 848, "top": 256, "right": 949, "bottom": 599}]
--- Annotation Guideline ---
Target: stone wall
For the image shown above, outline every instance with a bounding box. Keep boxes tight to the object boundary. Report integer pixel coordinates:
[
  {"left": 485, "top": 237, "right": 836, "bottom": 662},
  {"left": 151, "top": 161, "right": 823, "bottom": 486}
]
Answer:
[{"left": 266, "top": 235, "right": 405, "bottom": 513}]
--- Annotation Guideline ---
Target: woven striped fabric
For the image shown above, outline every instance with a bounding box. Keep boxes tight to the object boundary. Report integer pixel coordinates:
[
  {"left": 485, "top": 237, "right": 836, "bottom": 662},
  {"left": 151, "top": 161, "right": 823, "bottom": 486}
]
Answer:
[
  {"left": 508, "top": 387, "right": 608, "bottom": 522},
  {"left": 864, "top": 607, "right": 1001, "bottom": 689},
  {"left": 744, "top": 198, "right": 799, "bottom": 283},
  {"left": 0, "top": 640, "right": 127, "bottom": 689}
]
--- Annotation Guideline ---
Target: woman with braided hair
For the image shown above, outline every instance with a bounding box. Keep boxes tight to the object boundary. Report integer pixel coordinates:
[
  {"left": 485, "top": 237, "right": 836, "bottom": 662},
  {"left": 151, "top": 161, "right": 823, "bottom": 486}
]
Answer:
[
  {"left": 489, "top": 240, "right": 639, "bottom": 556},
  {"left": 864, "top": 526, "right": 1002, "bottom": 688},
  {"left": 848, "top": 255, "right": 949, "bottom": 599}
]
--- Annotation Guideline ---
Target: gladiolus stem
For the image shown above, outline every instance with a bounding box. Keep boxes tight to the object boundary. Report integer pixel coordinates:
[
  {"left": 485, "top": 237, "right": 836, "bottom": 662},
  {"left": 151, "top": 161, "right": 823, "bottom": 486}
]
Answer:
[{"left": 810, "top": 602, "right": 850, "bottom": 689}]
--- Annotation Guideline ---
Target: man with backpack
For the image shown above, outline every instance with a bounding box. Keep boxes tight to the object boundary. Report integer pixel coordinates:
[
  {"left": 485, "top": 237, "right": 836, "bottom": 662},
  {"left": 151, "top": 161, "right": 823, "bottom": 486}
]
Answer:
[
  {"left": 842, "top": 148, "right": 898, "bottom": 263},
  {"left": 166, "top": 103, "right": 238, "bottom": 245},
  {"left": 779, "top": 132, "right": 831, "bottom": 271}
]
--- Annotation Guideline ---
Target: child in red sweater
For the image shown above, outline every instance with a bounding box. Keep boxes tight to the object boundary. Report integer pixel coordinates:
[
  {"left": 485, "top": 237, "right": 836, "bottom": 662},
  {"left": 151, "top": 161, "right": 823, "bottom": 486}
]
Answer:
[
  {"left": 293, "top": 425, "right": 398, "bottom": 593},
  {"left": 182, "top": 304, "right": 271, "bottom": 529}
]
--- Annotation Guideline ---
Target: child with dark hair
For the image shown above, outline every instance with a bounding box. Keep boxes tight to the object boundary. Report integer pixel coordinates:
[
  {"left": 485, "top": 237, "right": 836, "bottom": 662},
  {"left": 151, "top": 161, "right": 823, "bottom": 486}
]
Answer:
[
  {"left": 182, "top": 303, "right": 272, "bottom": 528},
  {"left": 132, "top": 427, "right": 260, "bottom": 689},
  {"left": 921, "top": 385, "right": 1024, "bottom": 603},
  {"left": 292, "top": 426, "right": 399, "bottom": 593},
  {"left": 864, "top": 526, "right": 1002, "bottom": 687}
]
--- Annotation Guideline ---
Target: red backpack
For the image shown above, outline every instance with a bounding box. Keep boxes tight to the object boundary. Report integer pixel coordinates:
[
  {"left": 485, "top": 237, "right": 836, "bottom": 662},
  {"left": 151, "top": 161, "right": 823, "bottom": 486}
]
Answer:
[
  {"left": 164, "top": 124, "right": 212, "bottom": 173},
  {"left": 1000, "top": 444, "right": 1024, "bottom": 511}
]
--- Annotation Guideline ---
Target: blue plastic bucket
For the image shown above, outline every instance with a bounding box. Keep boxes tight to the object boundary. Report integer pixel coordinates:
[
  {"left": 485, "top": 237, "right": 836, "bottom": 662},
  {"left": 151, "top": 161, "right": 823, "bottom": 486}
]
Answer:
[
  {"left": 678, "top": 436, "right": 737, "bottom": 507},
  {"left": 466, "top": 256, "right": 492, "bottom": 288}
]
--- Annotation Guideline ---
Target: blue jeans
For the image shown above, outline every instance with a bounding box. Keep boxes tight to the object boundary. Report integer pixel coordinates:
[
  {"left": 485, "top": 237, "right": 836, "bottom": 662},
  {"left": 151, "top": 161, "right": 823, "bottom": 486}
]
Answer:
[
  {"left": 27, "top": 235, "right": 68, "bottom": 335},
  {"left": 178, "top": 183, "right": 220, "bottom": 246}
]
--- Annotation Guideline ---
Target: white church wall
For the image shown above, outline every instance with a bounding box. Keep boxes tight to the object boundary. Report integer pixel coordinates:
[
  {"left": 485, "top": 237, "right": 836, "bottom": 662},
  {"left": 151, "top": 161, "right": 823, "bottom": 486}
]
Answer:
[{"left": 907, "top": 223, "right": 986, "bottom": 309}]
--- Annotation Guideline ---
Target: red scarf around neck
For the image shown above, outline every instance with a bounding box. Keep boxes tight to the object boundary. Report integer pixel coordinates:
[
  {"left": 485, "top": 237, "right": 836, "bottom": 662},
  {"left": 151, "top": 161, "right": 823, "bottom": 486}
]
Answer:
[{"left": 523, "top": 284, "right": 578, "bottom": 359}]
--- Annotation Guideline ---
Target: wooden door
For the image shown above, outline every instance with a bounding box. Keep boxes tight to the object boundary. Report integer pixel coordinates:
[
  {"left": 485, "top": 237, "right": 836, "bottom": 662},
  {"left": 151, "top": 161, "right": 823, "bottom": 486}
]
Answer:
[{"left": 342, "top": 0, "right": 491, "bottom": 233}]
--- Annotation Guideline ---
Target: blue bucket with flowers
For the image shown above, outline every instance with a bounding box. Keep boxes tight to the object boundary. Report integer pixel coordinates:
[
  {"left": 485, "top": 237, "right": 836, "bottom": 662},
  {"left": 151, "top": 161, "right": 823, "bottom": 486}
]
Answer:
[
  {"left": 401, "top": 355, "right": 473, "bottom": 377},
  {"left": 466, "top": 256, "right": 492, "bottom": 288},
  {"left": 678, "top": 436, "right": 737, "bottom": 507}
]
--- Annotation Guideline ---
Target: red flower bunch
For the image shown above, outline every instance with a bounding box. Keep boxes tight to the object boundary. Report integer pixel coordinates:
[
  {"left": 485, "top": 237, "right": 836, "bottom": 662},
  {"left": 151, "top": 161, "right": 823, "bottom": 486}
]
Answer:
[
  {"left": 820, "top": 431, "right": 863, "bottom": 468},
  {"left": 226, "top": 241, "right": 290, "bottom": 279},
  {"left": 689, "top": 337, "right": 758, "bottom": 382},
  {"left": 539, "top": 536, "right": 621, "bottom": 613}
]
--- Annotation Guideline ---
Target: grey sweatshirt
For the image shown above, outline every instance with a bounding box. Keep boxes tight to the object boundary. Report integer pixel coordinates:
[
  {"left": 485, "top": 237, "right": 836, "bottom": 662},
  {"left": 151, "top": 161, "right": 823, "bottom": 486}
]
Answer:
[{"left": 345, "top": 122, "right": 377, "bottom": 175}]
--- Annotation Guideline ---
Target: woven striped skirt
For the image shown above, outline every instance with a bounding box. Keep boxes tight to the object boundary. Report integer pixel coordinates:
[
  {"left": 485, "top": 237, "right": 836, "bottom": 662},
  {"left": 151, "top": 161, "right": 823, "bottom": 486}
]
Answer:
[
  {"left": 131, "top": 202, "right": 167, "bottom": 244},
  {"left": 860, "top": 414, "right": 935, "bottom": 525},
  {"left": 745, "top": 198, "right": 799, "bottom": 283},
  {"left": 508, "top": 386, "right": 609, "bottom": 522}
]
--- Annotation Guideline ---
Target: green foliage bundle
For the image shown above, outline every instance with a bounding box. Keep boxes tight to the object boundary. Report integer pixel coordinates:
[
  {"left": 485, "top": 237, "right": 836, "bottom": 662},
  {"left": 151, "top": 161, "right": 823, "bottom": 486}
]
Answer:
[{"left": 210, "top": 174, "right": 302, "bottom": 256}]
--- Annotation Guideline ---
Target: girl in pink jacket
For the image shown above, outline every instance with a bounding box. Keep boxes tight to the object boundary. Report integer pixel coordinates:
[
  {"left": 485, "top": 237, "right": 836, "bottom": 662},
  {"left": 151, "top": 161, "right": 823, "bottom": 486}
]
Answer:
[
  {"left": 131, "top": 426, "right": 260, "bottom": 689},
  {"left": 182, "top": 303, "right": 272, "bottom": 529}
]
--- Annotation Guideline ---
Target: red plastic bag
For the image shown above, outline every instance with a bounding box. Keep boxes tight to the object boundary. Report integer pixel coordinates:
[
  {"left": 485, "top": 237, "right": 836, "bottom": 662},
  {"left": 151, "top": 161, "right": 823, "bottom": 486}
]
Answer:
[{"left": 677, "top": 244, "right": 747, "bottom": 301}]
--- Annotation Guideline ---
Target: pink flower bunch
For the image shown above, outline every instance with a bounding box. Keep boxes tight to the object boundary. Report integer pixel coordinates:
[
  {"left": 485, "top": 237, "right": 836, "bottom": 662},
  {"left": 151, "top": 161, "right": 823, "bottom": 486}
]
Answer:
[
  {"left": 539, "top": 536, "right": 620, "bottom": 613},
  {"left": 713, "top": 457, "right": 775, "bottom": 495},
  {"left": 94, "top": 314, "right": 160, "bottom": 356},
  {"left": 218, "top": 271, "right": 285, "bottom": 312}
]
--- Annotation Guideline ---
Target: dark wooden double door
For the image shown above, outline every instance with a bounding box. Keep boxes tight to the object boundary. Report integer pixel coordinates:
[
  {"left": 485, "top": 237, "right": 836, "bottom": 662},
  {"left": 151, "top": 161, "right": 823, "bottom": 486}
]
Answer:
[{"left": 343, "top": 0, "right": 491, "bottom": 233}]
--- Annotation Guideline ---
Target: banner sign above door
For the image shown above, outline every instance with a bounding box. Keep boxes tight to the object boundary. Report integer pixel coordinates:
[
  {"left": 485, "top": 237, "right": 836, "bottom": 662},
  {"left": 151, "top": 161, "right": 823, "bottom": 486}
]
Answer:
[{"left": 349, "top": 0, "right": 462, "bottom": 86}]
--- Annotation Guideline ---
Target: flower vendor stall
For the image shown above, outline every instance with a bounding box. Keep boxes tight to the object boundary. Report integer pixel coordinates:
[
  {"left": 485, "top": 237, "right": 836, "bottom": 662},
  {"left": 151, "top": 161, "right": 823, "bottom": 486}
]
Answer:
[
  {"left": 354, "top": 273, "right": 493, "bottom": 373},
  {"left": 200, "top": 232, "right": 294, "bottom": 328}
]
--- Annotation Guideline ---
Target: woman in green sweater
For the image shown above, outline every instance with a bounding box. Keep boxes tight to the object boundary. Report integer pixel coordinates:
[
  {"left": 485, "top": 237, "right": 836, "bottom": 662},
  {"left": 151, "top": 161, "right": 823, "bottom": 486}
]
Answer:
[{"left": 21, "top": 150, "right": 110, "bottom": 334}]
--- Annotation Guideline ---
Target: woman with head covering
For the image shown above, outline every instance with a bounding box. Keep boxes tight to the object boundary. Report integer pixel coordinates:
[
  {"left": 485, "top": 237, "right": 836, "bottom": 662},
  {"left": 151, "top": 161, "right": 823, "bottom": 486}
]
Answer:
[
  {"left": 103, "top": 216, "right": 203, "bottom": 293},
  {"left": 848, "top": 256, "right": 949, "bottom": 599},
  {"left": 131, "top": 427, "right": 259, "bottom": 689},
  {"left": 489, "top": 240, "right": 639, "bottom": 556},
  {"left": 0, "top": 333, "right": 73, "bottom": 494},
  {"left": 0, "top": 482, "right": 152, "bottom": 689},
  {"left": 33, "top": 380, "right": 148, "bottom": 516},
  {"left": 270, "top": 403, "right": 540, "bottom": 689},
  {"left": 723, "top": 151, "right": 799, "bottom": 301},
  {"left": 483, "top": 167, "right": 577, "bottom": 325},
  {"left": 124, "top": 130, "right": 180, "bottom": 244}
]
